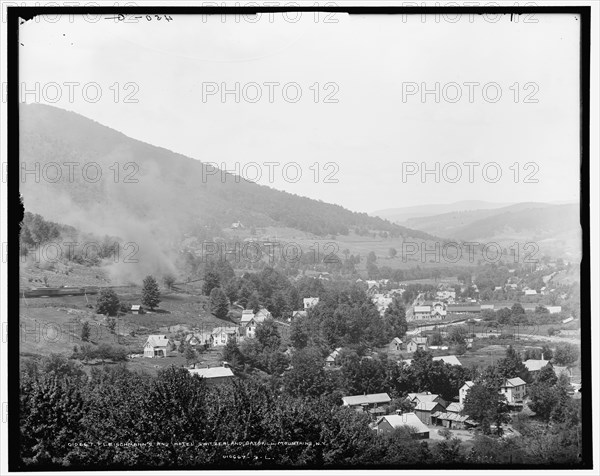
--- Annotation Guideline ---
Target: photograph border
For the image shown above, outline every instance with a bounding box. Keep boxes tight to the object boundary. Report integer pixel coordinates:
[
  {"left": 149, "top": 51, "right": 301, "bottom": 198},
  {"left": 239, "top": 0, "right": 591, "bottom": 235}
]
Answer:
[{"left": 6, "top": 4, "right": 593, "bottom": 471}]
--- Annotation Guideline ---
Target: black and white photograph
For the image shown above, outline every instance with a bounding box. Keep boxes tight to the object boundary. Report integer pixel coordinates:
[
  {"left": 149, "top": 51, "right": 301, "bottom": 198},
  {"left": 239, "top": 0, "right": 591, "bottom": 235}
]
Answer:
[{"left": 1, "top": 2, "right": 597, "bottom": 473}]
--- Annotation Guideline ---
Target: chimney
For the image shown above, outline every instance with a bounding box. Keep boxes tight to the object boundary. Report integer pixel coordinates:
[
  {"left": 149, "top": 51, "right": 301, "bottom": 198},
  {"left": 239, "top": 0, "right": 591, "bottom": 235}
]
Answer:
[{"left": 542, "top": 353, "right": 545, "bottom": 361}]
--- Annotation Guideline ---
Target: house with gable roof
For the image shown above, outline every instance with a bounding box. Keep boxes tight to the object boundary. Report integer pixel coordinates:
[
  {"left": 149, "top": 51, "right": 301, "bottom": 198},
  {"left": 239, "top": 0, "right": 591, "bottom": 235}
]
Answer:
[
  {"left": 374, "top": 413, "right": 429, "bottom": 439},
  {"left": 144, "top": 335, "right": 169, "bottom": 358},
  {"left": 500, "top": 377, "right": 527, "bottom": 404}
]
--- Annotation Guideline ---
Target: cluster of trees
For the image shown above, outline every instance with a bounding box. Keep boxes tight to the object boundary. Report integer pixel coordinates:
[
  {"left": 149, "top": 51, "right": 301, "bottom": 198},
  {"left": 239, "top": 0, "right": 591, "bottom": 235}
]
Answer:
[
  {"left": 20, "top": 212, "right": 62, "bottom": 248},
  {"left": 340, "top": 349, "right": 473, "bottom": 402},
  {"left": 200, "top": 262, "right": 333, "bottom": 321},
  {"left": 19, "top": 354, "right": 582, "bottom": 469},
  {"left": 95, "top": 276, "right": 162, "bottom": 317},
  {"left": 290, "top": 284, "right": 394, "bottom": 351},
  {"left": 528, "top": 365, "right": 573, "bottom": 421},
  {"left": 236, "top": 321, "right": 289, "bottom": 375},
  {"left": 20, "top": 212, "right": 121, "bottom": 265}
]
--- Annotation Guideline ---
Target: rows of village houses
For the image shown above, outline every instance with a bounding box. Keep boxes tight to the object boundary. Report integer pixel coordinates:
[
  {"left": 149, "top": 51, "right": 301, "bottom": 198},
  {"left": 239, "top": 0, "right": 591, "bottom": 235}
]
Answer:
[
  {"left": 361, "top": 279, "right": 566, "bottom": 322},
  {"left": 138, "top": 297, "right": 323, "bottom": 383},
  {"left": 141, "top": 297, "right": 322, "bottom": 356},
  {"left": 340, "top": 352, "right": 577, "bottom": 438},
  {"left": 141, "top": 307, "right": 273, "bottom": 357},
  {"left": 139, "top": 292, "right": 579, "bottom": 434}
]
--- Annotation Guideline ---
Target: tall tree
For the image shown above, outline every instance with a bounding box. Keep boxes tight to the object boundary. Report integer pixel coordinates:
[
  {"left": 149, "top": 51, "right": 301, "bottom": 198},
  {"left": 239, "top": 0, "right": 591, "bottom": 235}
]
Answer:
[
  {"left": 185, "top": 345, "right": 197, "bottom": 365},
  {"left": 202, "top": 271, "right": 221, "bottom": 296},
  {"left": 462, "top": 379, "right": 510, "bottom": 435},
  {"left": 283, "top": 348, "right": 329, "bottom": 397},
  {"left": 496, "top": 345, "right": 530, "bottom": 382},
  {"left": 383, "top": 296, "right": 407, "bottom": 338},
  {"left": 81, "top": 321, "right": 91, "bottom": 342},
  {"left": 141, "top": 275, "right": 161, "bottom": 310},
  {"left": 221, "top": 338, "right": 245, "bottom": 371},
  {"left": 553, "top": 343, "right": 579, "bottom": 366},
  {"left": 255, "top": 320, "right": 281, "bottom": 350},
  {"left": 529, "top": 370, "right": 570, "bottom": 422},
  {"left": 95, "top": 289, "right": 121, "bottom": 316},
  {"left": 163, "top": 274, "right": 176, "bottom": 290},
  {"left": 209, "top": 287, "right": 229, "bottom": 320},
  {"left": 247, "top": 291, "right": 261, "bottom": 313}
]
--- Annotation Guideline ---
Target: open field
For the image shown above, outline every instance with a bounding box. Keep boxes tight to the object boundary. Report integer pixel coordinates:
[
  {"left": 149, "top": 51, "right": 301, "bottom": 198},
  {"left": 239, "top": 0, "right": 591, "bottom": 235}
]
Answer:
[
  {"left": 19, "top": 285, "right": 239, "bottom": 373},
  {"left": 20, "top": 259, "right": 113, "bottom": 289},
  {"left": 126, "top": 347, "right": 225, "bottom": 377},
  {"left": 227, "top": 226, "right": 479, "bottom": 270}
]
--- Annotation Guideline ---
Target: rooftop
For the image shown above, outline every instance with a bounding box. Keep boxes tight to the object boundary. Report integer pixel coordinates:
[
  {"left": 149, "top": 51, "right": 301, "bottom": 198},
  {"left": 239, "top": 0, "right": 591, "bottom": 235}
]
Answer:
[
  {"left": 407, "top": 393, "right": 440, "bottom": 403},
  {"left": 189, "top": 367, "right": 235, "bottom": 379},
  {"left": 445, "top": 402, "right": 463, "bottom": 413},
  {"left": 432, "top": 355, "right": 462, "bottom": 366},
  {"left": 431, "top": 411, "right": 470, "bottom": 423},
  {"left": 146, "top": 335, "right": 169, "bottom": 347},
  {"left": 212, "top": 326, "right": 238, "bottom": 335},
  {"left": 376, "top": 413, "right": 429, "bottom": 434},
  {"left": 342, "top": 393, "right": 391, "bottom": 407},
  {"left": 415, "top": 401, "right": 442, "bottom": 411},
  {"left": 524, "top": 359, "right": 552, "bottom": 372},
  {"left": 503, "top": 377, "right": 527, "bottom": 387}
]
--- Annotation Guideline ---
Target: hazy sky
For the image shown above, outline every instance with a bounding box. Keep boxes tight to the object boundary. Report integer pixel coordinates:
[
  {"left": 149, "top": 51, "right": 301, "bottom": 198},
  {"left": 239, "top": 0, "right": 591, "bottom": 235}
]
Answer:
[{"left": 18, "top": 11, "right": 581, "bottom": 213}]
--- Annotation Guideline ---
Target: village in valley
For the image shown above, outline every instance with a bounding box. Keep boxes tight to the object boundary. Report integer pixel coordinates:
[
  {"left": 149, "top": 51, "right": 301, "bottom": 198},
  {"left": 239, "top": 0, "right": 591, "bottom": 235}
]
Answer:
[
  {"left": 19, "top": 209, "right": 583, "bottom": 466},
  {"left": 133, "top": 270, "right": 582, "bottom": 442}
]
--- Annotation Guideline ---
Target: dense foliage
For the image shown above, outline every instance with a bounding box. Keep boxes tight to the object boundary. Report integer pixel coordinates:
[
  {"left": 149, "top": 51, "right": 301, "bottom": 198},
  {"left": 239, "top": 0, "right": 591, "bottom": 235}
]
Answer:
[{"left": 18, "top": 354, "right": 583, "bottom": 469}]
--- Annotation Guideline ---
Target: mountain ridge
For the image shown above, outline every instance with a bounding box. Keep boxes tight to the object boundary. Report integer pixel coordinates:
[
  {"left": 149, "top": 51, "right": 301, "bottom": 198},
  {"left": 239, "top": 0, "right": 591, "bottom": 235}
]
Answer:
[{"left": 19, "top": 103, "right": 438, "bottom": 242}]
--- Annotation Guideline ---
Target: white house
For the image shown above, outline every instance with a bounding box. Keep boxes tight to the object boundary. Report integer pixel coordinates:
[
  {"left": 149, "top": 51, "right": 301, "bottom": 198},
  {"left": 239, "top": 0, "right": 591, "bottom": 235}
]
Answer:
[
  {"left": 240, "top": 309, "right": 270, "bottom": 338},
  {"left": 546, "top": 306, "right": 562, "bottom": 314},
  {"left": 436, "top": 290, "right": 456, "bottom": 301},
  {"left": 500, "top": 377, "right": 527, "bottom": 404},
  {"left": 389, "top": 337, "right": 403, "bottom": 352},
  {"left": 292, "top": 310, "right": 308, "bottom": 320},
  {"left": 430, "top": 302, "right": 447, "bottom": 319},
  {"left": 186, "top": 331, "right": 213, "bottom": 348},
  {"left": 459, "top": 380, "right": 475, "bottom": 405},
  {"left": 325, "top": 347, "right": 343, "bottom": 367},
  {"left": 240, "top": 310, "right": 256, "bottom": 337},
  {"left": 255, "top": 307, "right": 272, "bottom": 320},
  {"left": 412, "top": 302, "right": 447, "bottom": 320},
  {"left": 406, "top": 337, "right": 428, "bottom": 353},
  {"left": 303, "top": 297, "right": 320, "bottom": 310},
  {"left": 211, "top": 326, "right": 239, "bottom": 346},
  {"left": 144, "top": 335, "right": 169, "bottom": 358},
  {"left": 413, "top": 305, "right": 431, "bottom": 320},
  {"left": 185, "top": 334, "right": 200, "bottom": 346}
]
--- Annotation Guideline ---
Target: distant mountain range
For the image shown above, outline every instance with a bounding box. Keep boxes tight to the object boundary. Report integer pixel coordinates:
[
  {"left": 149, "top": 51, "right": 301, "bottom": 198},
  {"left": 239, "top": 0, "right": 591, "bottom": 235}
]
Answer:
[
  {"left": 372, "top": 201, "right": 514, "bottom": 223},
  {"left": 376, "top": 202, "right": 581, "bottom": 259},
  {"left": 19, "top": 103, "right": 436, "bottom": 242}
]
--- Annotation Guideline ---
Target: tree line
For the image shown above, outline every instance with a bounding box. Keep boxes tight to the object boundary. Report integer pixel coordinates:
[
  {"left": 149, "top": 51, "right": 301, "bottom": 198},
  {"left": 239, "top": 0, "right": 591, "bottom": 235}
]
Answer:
[{"left": 19, "top": 352, "right": 582, "bottom": 470}]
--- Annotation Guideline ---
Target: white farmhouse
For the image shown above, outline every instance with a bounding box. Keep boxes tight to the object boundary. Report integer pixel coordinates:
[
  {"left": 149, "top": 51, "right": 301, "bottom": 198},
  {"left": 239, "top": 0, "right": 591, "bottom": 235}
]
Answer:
[{"left": 144, "top": 335, "right": 169, "bottom": 358}]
